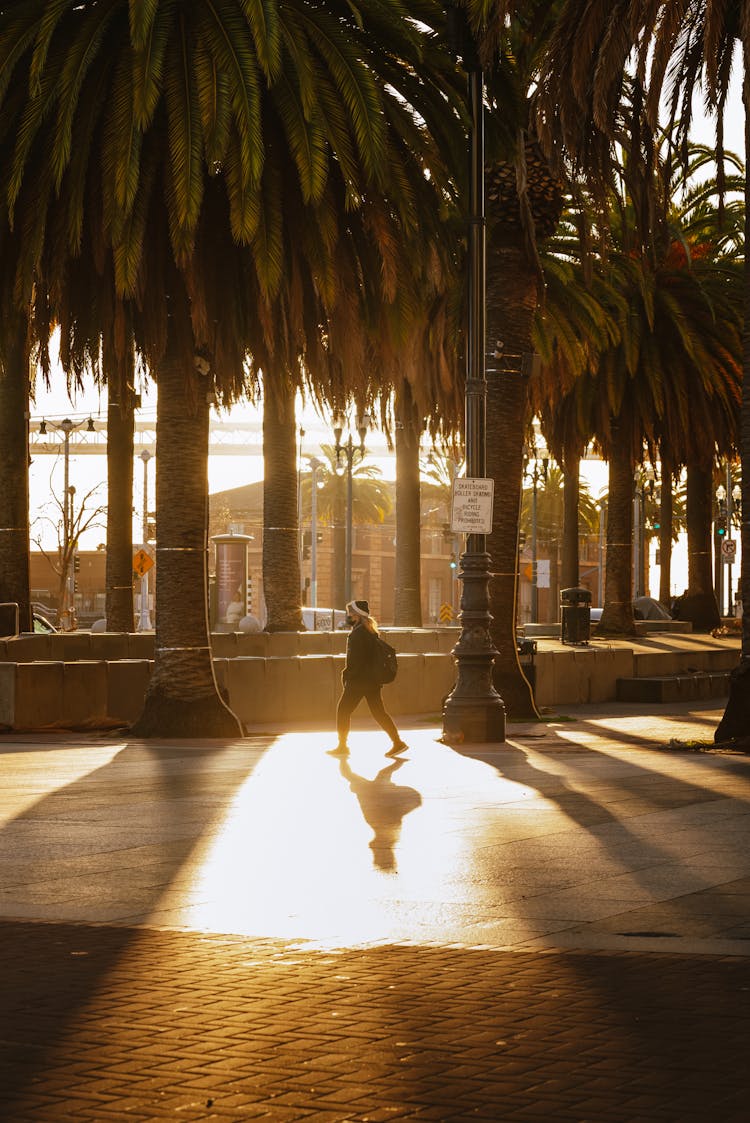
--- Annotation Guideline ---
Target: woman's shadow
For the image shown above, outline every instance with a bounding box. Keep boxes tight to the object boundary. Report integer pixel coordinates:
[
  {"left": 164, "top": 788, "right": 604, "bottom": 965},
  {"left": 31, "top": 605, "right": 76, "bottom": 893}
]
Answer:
[{"left": 337, "top": 756, "right": 422, "bottom": 872}]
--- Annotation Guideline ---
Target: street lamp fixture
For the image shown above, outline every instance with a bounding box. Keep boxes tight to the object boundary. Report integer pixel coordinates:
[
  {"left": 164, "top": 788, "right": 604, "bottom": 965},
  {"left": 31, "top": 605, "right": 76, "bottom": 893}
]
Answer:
[{"left": 333, "top": 412, "right": 371, "bottom": 605}]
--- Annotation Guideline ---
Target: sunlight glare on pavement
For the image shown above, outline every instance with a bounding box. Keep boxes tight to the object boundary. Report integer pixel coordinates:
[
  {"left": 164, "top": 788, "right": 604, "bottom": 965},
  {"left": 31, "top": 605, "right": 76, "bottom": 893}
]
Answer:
[{"left": 164, "top": 730, "right": 544, "bottom": 946}]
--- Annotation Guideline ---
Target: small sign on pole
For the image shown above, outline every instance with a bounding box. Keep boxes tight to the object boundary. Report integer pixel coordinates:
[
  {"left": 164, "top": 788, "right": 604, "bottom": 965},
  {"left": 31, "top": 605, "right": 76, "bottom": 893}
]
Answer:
[
  {"left": 450, "top": 478, "right": 495, "bottom": 535},
  {"left": 536, "top": 559, "right": 551, "bottom": 589},
  {"left": 132, "top": 548, "right": 154, "bottom": 577},
  {"left": 721, "top": 539, "right": 737, "bottom": 563}
]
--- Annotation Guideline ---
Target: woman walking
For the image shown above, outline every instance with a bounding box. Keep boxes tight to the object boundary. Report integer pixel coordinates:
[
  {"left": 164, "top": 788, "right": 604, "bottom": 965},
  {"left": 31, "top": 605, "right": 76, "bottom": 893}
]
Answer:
[{"left": 329, "top": 600, "right": 408, "bottom": 757}]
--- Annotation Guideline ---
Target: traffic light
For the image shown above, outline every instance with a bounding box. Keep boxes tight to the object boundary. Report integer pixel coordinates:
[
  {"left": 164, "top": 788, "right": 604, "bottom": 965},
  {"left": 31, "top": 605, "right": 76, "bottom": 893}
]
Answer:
[
  {"left": 73, "top": 555, "right": 80, "bottom": 572},
  {"left": 518, "top": 530, "right": 527, "bottom": 549},
  {"left": 449, "top": 553, "right": 458, "bottom": 570},
  {"left": 714, "top": 498, "right": 727, "bottom": 536}
]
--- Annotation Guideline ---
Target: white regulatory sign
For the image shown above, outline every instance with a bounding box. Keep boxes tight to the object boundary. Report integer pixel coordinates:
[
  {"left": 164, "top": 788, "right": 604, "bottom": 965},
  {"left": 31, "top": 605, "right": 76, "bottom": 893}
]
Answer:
[
  {"left": 451, "top": 477, "right": 495, "bottom": 535},
  {"left": 721, "top": 538, "right": 737, "bottom": 561}
]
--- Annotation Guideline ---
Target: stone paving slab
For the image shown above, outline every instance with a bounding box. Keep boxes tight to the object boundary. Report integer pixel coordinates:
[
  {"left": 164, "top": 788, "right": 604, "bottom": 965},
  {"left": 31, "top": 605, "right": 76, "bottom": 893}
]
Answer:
[{"left": 1, "top": 920, "right": 748, "bottom": 1121}]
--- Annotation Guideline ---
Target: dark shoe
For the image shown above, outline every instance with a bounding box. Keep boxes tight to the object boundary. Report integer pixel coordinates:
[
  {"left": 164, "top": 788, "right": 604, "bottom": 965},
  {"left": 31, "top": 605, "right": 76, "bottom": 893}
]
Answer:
[
  {"left": 386, "top": 740, "right": 408, "bottom": 757},
  {"left": 327, "top": 744, "right": 349, "bottom": 757}
]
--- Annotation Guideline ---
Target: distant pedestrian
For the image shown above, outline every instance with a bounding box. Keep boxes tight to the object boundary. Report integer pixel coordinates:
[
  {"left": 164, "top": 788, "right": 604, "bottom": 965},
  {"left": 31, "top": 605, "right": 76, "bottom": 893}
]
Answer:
[{"left": 329, "top": 600, "right": 408, "bottom": 758}]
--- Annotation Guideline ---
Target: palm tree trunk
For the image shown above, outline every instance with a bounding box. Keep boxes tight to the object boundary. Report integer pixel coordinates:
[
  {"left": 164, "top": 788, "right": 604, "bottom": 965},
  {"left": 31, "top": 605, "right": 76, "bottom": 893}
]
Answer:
[
  {"left": 597, "top": 420, "right": 636, "bottom": 635},
  {"left": 131, "top": 354, "right": 241, "bottom": 737},
  {"left": 680, "top": 460, "right": 720, "bottom": 633},
  {"left": 105, "top": 385, "right": 135, "bottom": 632},
  {"left": 394, "top": 380, "right": 422, "bottom": 626},
  {"left": 716, "top": 38, "right": 750, "bottom": 743},
  {"left": 561, "top": 446, "right": 580, "bottom": 589},
  {"left": 485, "top": 235, "right": 538, "bottom": 718},
  {"left": 658, "top": 453, "right": 673, "bottom": 608},
  {"left": 262, "top": 375, "right": 303, "bottom": 632},
  {"left": 0, "top": 316, "right": 32, "bottom": 633}
]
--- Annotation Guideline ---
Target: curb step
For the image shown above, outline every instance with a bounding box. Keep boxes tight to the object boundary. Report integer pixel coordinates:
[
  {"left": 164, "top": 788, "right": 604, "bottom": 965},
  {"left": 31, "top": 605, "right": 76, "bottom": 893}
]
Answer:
[{"left": 616, "top": 671, "right": 732, "bottom": 704}]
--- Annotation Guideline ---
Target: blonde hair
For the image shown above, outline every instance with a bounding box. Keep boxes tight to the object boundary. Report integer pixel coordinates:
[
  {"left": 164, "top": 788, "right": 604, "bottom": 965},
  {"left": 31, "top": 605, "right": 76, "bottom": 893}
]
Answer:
[{"left": 362, "top": 615, "right": 379, "bottom": 635}]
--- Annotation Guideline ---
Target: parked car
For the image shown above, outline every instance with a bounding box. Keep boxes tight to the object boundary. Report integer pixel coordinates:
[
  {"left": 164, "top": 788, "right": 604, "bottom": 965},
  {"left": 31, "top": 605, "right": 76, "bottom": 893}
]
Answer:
[{"left": 590, "top": 599, "right": 671, "bottom": 625}]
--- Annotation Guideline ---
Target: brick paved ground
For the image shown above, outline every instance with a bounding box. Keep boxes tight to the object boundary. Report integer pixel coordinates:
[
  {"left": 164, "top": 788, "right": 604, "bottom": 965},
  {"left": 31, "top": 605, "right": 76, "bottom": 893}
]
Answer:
[{"left": 1, "top": 920, "right": 748, "bottom": 1122}]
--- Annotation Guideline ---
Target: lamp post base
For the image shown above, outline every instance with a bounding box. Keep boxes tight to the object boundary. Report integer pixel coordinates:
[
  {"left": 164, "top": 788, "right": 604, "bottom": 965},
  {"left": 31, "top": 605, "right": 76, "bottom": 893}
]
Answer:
[
  {"left": 137, "top": 576, "right": 153, "bottom": 631},
  {"left": 442, "top": 692, "right": 506, "bottom": 745},
  {"left": 441, "top": 550, "right": 506, "bottom": 745}
]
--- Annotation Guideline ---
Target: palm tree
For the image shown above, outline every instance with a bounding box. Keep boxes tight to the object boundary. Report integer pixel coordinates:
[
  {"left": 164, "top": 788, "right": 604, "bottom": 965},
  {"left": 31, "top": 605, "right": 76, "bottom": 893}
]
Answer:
[
  {"left": 262, "top": 375, "right": 304, "bottom": 632},
  {"left": 532, "top": 142, "right": 742, "bottom": 636},
  {"left": 105, "top": 368, "right": 138, "bottom": 634},
  {"left": 533, "top": 0, "right": 750, "bottom": 740},
  {"left": 394, "top": 381, "right": 424, "bottom": 626},
  {"left": 532, "top": 208, "right": 624, "bottom": 592},
  {"left": 477, "top": 4, "right": 567, "bottom": 718},
  {"left": 0, "top": 213, "right": 32, "bottom": 634},
  {"left": 388, "top": 295, "right": 464, "bottom": 628},
  {"left": 0, "top": 311, "right": 32, "bottom": 633},
  {"left": 0, "top": 2, "right": 463, "bottom": 735},
  {"left": 520, "top": 465, "right": 599, "bottom": 543},
  {"left": 53, "top": 249, "right": 140, "bottom": 634}
]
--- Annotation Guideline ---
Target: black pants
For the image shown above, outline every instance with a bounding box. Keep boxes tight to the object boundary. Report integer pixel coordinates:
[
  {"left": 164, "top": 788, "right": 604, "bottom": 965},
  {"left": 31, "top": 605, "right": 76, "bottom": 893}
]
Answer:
[{"left": 336, "top": 681, "right": 399, "bottom": 745}]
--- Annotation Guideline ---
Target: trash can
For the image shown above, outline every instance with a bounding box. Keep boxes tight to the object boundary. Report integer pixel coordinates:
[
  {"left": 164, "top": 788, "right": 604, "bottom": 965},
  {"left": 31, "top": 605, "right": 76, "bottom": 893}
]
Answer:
[{"left": 560, "top": 587, "right": 591, "bottom": 645}]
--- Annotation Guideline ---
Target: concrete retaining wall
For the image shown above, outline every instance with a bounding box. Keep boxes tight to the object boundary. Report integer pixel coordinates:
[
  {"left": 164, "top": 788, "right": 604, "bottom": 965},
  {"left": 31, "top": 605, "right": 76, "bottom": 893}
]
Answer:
[
  {"left": 0, "top": 652, "right": 454, "bottom": 731},
  {"left": 532, "top": 647, "right": 634, "bottom": 707},
  {"left": 0, "top": 630, "right": 740, "bottom": 731}
]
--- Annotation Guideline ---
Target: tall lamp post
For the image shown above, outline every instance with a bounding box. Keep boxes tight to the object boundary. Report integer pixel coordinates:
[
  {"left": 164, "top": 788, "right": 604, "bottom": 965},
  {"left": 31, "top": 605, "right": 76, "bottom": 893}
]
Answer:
[
  {"left": 333, "top": 411, "right": 370, "bottom": 606},
  {"left": 715, "top": 482, "right": 728, "bottom": 615},
  {"left": 38, "top": 415, "right": 96, "bottom": 630},
  {"left": 597, "top": 496, "right": 607, "bottom": 609},
  {"left": 633, "top": 465, "right": 655, "bottom": 599},
  {"left": 138, "top": 450, "right": 153, "bottom": 631},
  {"left": 307, "top": 456, "right": 324, "bottom": 609},
  {"left": 729, "top": 482, "right": 742, "bottom": 615},
  {"left": 441, "top": 5, "right": 505, "bottom": 744},
  {"left": 525, "top": 446, "right": 548, "bottom": 623}
]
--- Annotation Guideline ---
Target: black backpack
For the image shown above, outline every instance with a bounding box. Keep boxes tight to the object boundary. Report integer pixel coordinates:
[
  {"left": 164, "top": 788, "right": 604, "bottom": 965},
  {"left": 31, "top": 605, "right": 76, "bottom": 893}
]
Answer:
[{"left": 372, "top": 635, "right": 398, "bottom": 684}]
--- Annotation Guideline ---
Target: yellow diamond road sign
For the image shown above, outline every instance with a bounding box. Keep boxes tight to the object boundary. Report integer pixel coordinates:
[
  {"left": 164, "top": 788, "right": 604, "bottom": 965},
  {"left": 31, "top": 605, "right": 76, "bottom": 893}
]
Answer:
[{"left": 133, "top": 549, "right": 154, "bottom": 576}]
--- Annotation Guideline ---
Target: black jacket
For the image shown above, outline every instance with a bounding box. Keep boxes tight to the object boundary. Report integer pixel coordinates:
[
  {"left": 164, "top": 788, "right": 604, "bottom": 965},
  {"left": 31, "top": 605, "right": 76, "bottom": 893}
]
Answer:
[{"left": 343, "top": 621, "right": 379, "bottom": 686}]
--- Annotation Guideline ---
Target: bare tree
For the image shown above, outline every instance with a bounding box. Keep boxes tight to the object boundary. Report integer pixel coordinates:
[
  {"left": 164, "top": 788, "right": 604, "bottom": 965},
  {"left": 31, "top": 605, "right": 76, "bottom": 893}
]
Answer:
[{"left": 31, "top": 473, "right": 106, "bottom": 631}]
